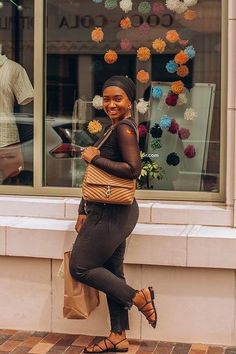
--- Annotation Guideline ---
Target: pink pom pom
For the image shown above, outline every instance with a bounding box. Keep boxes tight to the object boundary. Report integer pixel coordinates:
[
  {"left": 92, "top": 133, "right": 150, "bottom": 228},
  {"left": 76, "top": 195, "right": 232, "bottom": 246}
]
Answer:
[
  {"left": 168, "top": 118, "right": 179, "bottom": 134},
  {"left": 184, "top": 144, "right": 196, "bottom": 158},
  {"left": 178, "top": 127, "right": 190, "bottom": 140},
  {"left": 152, "top": 1, "right": 165, "bottom": 14},
  {"left": 138, "top": 22, "right": 151, "bottom": 35},
  {"left": 138, "top": 124, "right": 148, "bottom": 138},
  {"left": 120, "top": 38, "right": 132, "bottom": 51}
]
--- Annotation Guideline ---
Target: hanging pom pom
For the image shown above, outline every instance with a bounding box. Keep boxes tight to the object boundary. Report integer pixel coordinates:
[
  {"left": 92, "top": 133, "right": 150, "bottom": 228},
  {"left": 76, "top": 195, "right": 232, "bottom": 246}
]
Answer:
[
  {"left": 91, "top": 27, "right": 104, "bottom": 43},
  {"left": 136, "top": 70, "right": 150, "bottom": 83},
  {"left": 174, "top": 50, "right": 189, "bottom": 65},
  {"left": 166, "top": 60, "right": 178, "bottom": 73},
  {"left": 184, "top": 9, "right": 197, "bottom": 20},
  {"left": 177, "top": 93, "right": 187, "bottom": 105},
  {"left": 184, "top": 45, "right": 196, "bottom": 59},
  {"left": 120, "top": 38, "right": 132, "bottom": 51},
  {"left": 92, "top": 0, "right": 103, "bottom": 3},
  {"left": 152, "top": 38, "right": 166, "bottom": 53},
  {"left": 105, "top": 0, "right": 118, "bottom": 10},
  {"left": 138, "top": 1, "right": 151, "bottom": 14},
  {"left": 151, "top": 139, "right": 162, "bottom": 150},
  {"left": 184, "top": 0, "right": 198, "bottom": 6},
  {"left": 92, "top": 95, "right": 103, "bottom": 110},
  {"left": 166, "top": 30, "right": 180, "bottom": 43},
  {"left": 160, "top": 115, "right": 172, "bottom": 129},
  {"left": 165, "top": 92, "right": 178, "bottom": 106},
  {"left": 171, "top": 80, "right": 185, "bottom": 95},
  {"left": 152, "top": 86, "right": 163, "bottom": 99},
  {"left": 104, "top": 50, "right": 118, "bottom": 64},
  {"left": 120, "top": 17, "right": 132, "bottom": 29},
  {"left": 136, "top": 98, "right": 149, "bottom": 114},
  {"left": 177, "top": 65, "right": 189, "bottom": 77},
  {"left": 166, "top": 152, "right": 180, "bottom": 166},
  {"left": 184, "top": 144, "right": 196, "bottom": 158},
  {"left": 166, "top": 0, "right": 188, "bottom": 14},
  {"left": 138, "top": 22, "right": 151, "bottom": 35},
  {"left": 150, "top": 123, "right": 163, "bottom": 138},
  {"left": 184, "top": 107, "right": 198, "bottom": 120},
  {"left": 168, "top": 118, "right": 179, "bottom": 134},
  {"left": 178, "top": 127, "right": 190, "bottom": 140},
  {"left": 138, "top": 124, "right": 148, "bottom": 138},
  {"left": 137, "top": 47, "right": 151, "bottom": 61},
  {"left": 153, "top": 1, "right": 165, "bottom": 14},
  {"left": 87, "top": 120, "right": 103, "bottom": 134},
  {"left": 119, "top": 0, "right": 133, "bottom": 13}
]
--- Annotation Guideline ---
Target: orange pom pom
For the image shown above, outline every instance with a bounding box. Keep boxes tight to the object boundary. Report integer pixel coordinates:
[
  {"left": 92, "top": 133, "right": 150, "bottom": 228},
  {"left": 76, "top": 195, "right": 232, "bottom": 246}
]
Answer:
[
  {"left": 91, "top": 27, "right": 104, "bottom": 43},
  {"left": 184, "top": 9, "right": 197, "bottom": 20},
  {"left": 120, "top": 17, "right": 132, "bottom": 29},
  {"left": 152, "top": 38, "right": 166, "bottom": 53},
  {"left": 174, "top": 51, "right": 189, "bottom": 65},
  {"left": 137, "top": 47, "right": 151, "bottom": 61},
  {"left": 171, "top": 80, "right": 185, "bottom": 94},
  {"left": 104, "top": 50, "right": 118, "bottom": 64},
  {"left": 177, "top": 65, "right": 189, "bottom": 78},
  {"left": 166, "top": 30, "right": 179, "bottom": 43},
  {"left": 136, "top": 70, "right": 150, "bottom": 84}
]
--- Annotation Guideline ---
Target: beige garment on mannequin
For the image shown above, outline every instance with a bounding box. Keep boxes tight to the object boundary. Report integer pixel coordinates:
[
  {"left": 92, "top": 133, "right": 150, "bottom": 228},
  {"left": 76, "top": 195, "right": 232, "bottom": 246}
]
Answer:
[{"left": 0, "top": 55, "right": 34, "bottom": 147}]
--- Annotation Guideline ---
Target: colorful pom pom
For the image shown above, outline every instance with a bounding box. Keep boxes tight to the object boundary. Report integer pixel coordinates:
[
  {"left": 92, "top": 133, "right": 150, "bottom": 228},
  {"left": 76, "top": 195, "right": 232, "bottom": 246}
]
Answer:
[
  {"left": 184, "top": 9, "right": 197, "bottom": 20},
  {"left": 165, "top": 92, "right": 178, "bottom": 106},
  {"left": 178, "top": 127, "right": 190, "bottom": 139},
  {"left": 119, "top": 0, "right": 133, "bottom": 13},
  {"left": 166, "top": 60, "right": 178, "bottom": 73},
  {"left": 138, "top": 1, "right": 151, "bottom": 14},
  {"left": 136, "top": 98, "right": 149, "bottom": 114},
  {"left": 166, "top": 30, "right": 179, "bottom": 43},
  {"left": 91, "top": 27, "right": 104, "bottom": 43},
  {"left": 177, "top": 93, "right": 187, "bottom": 105},
  {"left": 166, "top": 152, "right": 180, "bottom": 166},
  {"left": 92, "top": 95, "right": 103, "bottom": 109},
  {"left": 87, "top": 120, "right": 102, "bottom": 134},
  {"left": 184, "top": 144, "right": 196, "bottom": 158},
  {"left": 104, "top": 50, "right": 118, "bottom": 64},
  {"left": 151, "top": 138, "right": 162, "bottom": 150},
  {"left": 137, "top": 47, "right": 151, "bottom": 61},
  {"left": 184, "top": 0, "right": 198, "bottom": 6},
  {"left": 105, "top": 0, "right": 118, "bottom": 10},
  {"left": 138, "top": 124, "right": 148, "bottom": 138},
  {"left": 174, "top": 50, "right": 189, "bottom": 65},
  {"left": 152, "top": 86, "right": 163, "bottom": 99},
  {"left": 150, "top": 123, "right": 163, "bottom": 138},
  {"left": 168, "top": 118, "right": 179, "bottom": 134},
  {"left": 152, "top": 38, "right": 166, "bottom": 53},
  {"left": 92, "top": 0, "right": 103, "bottom": 3},
  {"left": 136, "top": 70, "right": 150, "bottom": 83},
  {"left": 184, "top": 107, "right": 198, "bottom": 120},
  {"left": 171, "top": 80, "right": 185, "bottom": 94},
  {"left": 120, "top": 17, "right": 132, "bottom": 29},
  {"left": 177, "top": 65, "right": 189, "bottom": 77},
  {"left": 153, "top": 1, "right": 165, "bottom": 14},
  {"left": 120, "top": 38, "right": 132, "bottom": 51},
  {"left": 160, "top": 115, "right": 172, "bottom": 129},
  {"left": 138, "top": 22, "right": 151, "bottom": 35},
  {"left": 184, "top": 45, "right": 196, "bottom": 59}
]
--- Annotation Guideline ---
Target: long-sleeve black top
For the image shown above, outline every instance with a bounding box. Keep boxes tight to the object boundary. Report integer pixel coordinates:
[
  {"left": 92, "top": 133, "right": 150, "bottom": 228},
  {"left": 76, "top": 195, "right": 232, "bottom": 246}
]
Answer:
[{"left": 78, "top": 118, "right": 141, "bottom": 215}]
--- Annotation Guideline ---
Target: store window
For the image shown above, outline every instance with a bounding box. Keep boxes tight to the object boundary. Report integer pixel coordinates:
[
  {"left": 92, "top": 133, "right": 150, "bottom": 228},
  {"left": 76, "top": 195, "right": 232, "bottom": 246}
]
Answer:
[
  {"left": 0, "top": 0, "right": 34, "bottom": 186},
  {"left": 45, "top": 0, "right": 222, "bottom": 194}
]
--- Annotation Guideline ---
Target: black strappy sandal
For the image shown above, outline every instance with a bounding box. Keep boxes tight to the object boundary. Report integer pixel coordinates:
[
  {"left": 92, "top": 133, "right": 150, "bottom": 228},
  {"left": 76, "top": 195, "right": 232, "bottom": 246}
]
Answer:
[
  {"left": 84, "top": 338, "right": 129, "bottom": 353},
  {"left": 137, "top": 287, "right": 157, "bottom": 328}
]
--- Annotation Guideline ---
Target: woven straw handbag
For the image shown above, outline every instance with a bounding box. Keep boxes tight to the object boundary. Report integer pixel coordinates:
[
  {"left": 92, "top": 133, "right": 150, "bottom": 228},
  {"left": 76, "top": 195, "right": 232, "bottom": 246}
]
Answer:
[{"left": 82, "top": 120, "right": 137, "bottom": 205}]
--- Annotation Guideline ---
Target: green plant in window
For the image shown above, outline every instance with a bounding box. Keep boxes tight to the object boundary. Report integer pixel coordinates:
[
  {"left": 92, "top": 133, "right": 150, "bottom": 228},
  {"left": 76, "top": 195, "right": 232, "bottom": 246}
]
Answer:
[{"left": 138, "top": 152, "right": 165, "bottom": 189}]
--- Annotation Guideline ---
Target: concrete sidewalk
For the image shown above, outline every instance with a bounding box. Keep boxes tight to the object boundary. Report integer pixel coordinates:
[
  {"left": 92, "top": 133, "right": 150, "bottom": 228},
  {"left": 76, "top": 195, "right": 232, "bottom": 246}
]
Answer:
[{"left": 0, "top": 329, "right": 233, "bottom": 354}]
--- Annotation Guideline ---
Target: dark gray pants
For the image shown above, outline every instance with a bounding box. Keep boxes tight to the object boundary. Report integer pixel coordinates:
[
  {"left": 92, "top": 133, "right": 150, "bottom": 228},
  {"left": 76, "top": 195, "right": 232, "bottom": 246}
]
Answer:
[{"left": 69, "top": 200, "right": 139, "bottom": 332}]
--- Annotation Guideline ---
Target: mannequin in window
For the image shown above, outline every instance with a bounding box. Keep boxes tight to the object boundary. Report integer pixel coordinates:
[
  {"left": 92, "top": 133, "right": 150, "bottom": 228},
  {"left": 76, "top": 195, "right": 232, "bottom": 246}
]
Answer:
[{"left": 0, "top": 45, "right": 34, "bottom": 182}]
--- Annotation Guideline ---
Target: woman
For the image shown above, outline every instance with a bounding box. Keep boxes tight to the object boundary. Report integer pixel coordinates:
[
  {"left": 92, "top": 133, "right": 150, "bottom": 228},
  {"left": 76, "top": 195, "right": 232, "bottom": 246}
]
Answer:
[{"left": 70, "top": 76, "right": 157, "bottom": 353}]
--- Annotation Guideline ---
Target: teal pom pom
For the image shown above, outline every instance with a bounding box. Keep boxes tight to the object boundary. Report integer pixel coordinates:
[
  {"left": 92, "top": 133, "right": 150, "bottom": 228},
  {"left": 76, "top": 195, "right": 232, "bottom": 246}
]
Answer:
[
  {"left": 160, "top": 115, "right": 171, "bottom": 129},
  {"left": 92, "top": 0, "right": 103, "bottom": 3},
  {"left": 152, "top": 86, "right": 163, "bottom": 99},
  {"left": 166, "top": 60, "right": 178, "bottom": 73},
  {"left": 138, "top": 1, "right": 151, "bottom": 14},
  {"left": 184, "top": 45, "right": 196, "bottom": 59}
]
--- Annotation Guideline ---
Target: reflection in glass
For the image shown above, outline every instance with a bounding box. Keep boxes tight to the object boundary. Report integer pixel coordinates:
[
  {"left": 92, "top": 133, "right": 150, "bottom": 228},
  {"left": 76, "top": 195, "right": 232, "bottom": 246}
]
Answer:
[{"left": 0, "top": 0, "right": 34, "bottom": 185}]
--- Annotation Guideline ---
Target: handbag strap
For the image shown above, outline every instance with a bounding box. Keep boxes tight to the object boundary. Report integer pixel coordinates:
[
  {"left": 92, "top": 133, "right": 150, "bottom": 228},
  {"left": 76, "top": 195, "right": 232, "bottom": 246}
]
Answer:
[{"left": 96, "top": 119, "right": 138, "bottom": 149}]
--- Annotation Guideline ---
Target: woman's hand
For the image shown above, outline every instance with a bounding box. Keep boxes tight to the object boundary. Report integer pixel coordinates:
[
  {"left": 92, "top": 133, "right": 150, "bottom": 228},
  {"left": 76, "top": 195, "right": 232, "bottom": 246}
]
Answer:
[
  {"left": 81, "top": 147, "right": 100, "bottom": 163},
  {"left": 75, "top": 215, "right": 87, "bottom": 233}
]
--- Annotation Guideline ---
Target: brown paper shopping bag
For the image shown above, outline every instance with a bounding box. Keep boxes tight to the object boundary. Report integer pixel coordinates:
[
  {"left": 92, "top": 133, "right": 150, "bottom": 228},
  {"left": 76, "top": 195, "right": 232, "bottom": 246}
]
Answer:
[{"left": 63, "top": 251, "right": 100, "bottom": 319}]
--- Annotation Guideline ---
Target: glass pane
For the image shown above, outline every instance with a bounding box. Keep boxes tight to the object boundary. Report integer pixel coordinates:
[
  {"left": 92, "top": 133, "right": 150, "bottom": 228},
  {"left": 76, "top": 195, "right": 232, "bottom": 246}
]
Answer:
[
  {"left": 0, "top": 0, "right": 34, "bottom": 186},
  {"left": 45, "top": 0, "right": 221, "bottom": 193}
]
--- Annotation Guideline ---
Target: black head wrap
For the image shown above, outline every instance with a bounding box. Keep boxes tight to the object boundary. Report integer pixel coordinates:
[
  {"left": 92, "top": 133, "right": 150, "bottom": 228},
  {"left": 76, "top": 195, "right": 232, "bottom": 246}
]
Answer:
[{"left": 102, "top": 75, "right": 136, "bottom": 103}]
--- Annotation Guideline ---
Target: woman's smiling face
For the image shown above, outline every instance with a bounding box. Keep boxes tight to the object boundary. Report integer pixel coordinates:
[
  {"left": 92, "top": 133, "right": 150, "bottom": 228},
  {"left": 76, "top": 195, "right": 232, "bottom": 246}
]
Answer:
[{"left": 102, "top": 86, "right": 131, "bottom": 122}]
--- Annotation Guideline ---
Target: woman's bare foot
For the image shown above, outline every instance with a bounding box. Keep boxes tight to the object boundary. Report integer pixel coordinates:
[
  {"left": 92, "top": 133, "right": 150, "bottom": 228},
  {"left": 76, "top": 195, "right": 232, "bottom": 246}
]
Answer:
[
  {"left": 133, "top": 287, "right": 157, "bottom": 328},
  {"left": 84, "top": 331, "right": 129, "bottom": 353}
]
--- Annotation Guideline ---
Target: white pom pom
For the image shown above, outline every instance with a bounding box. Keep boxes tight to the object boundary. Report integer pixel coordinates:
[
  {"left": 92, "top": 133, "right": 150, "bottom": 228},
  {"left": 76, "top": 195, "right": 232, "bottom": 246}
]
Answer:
[
  {"left": 92, "top": 95, "right": 103, "bottom": 110},
  {"left": 184, "top": 0, "right": 198, "bottom": 7},
  {"left": 184, "top": 107, "right": 198, "bottom": 120},
  {"left": 119, "top": 0, "right": 133, "bottom": 13},
  {"left": 177, "top": 93, "right": 187, "bottom": 106},
  {"left": 136, "top": 98, "right": 149, "bottom": 114}
]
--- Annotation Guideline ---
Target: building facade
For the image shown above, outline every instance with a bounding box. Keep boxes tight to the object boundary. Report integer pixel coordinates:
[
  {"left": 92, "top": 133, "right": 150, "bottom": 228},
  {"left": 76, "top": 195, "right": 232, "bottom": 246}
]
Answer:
[{"left": 0, "top": 0, "right": 236, "bottom": 345}]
